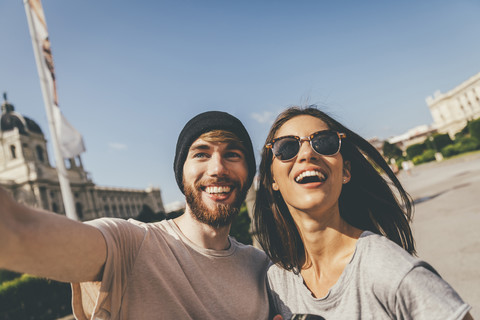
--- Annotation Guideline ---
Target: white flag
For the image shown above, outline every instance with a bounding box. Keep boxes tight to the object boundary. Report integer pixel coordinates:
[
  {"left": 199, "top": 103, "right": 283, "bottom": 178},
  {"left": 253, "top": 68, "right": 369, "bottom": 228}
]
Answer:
[{"left": 26, "top": 0, "right": 85, "bottom": 158}]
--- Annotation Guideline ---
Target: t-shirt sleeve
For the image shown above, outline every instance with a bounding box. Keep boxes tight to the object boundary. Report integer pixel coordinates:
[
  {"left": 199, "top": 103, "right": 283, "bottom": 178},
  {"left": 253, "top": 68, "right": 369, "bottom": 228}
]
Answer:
[
  {"left": 395, "top": 266, "right": 471, "bottom": 320},
  {"left": 71, "top": 218, "right": 146, "bottom": 320}
]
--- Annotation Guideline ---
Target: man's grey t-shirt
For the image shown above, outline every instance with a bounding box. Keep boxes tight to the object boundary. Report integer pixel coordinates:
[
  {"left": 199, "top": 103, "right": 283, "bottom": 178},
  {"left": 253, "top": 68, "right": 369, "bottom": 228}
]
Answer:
[
  {"left": 267, "top": 231, "right": 471, "bottom": 319},
  {"left": 72, "top": 218, "right": 271, "bottom": 320}
]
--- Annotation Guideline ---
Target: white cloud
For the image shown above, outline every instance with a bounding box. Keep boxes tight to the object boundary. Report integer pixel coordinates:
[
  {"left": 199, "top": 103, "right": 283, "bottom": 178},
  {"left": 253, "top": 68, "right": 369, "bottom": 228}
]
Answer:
[
  {"left": 108, "top": 142, "right": 128, "bottom": 151},
  {"left": 251, "top": 111, "right": 274, "bottom": 124}
]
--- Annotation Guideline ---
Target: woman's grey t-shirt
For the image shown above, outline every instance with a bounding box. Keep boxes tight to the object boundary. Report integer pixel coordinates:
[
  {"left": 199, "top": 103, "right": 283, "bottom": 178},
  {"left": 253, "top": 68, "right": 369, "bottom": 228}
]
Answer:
[{"left": 267, "top": 231, "right": 471, "bottom": 319}]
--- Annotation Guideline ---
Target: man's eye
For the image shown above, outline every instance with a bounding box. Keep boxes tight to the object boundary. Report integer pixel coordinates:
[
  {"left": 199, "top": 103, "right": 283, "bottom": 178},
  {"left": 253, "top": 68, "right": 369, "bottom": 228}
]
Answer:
[
  {"left": 193, "top": 153, "right": 209, "bottom": 158},
  {"left": 225, "top": 151, "right": 242, "bottom": 159}
]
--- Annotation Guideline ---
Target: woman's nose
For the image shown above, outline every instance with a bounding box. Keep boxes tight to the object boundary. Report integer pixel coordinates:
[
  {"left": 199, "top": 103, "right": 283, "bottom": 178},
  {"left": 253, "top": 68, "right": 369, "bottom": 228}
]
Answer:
[{"left": 297, "top": 139, "right": 317, "bottom": 162}]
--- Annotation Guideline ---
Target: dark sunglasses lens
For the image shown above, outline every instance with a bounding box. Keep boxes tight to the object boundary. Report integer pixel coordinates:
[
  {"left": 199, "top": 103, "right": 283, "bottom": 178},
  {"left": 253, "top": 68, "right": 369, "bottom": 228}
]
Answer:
[
  {"left": 273, "top": 138, "right": 299, "bottom": 160},
  {"left": 311, "top": 132, "right": 339, "bottom": 155}
]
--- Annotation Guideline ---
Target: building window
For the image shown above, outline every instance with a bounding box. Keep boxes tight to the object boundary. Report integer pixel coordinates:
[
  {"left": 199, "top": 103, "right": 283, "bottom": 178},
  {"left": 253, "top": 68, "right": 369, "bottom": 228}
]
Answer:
[
  {"left": 10, "top": 145, "right": 16, "bottom": 159},
  {"left": 52, "top": 203, "right": 59, "bottom": 213},
  {"left": 36, "top": 146, "right": 45, "bottom": 163},
  {"left": 75, "top": 203, "right": 84, "bottom": 220}
]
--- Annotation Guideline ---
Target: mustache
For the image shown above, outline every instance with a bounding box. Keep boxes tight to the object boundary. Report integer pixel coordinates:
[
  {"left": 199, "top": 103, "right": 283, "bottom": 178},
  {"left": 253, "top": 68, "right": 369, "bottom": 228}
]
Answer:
[{"left": 195, "top": 177, "right": 240, "bottom": 188}]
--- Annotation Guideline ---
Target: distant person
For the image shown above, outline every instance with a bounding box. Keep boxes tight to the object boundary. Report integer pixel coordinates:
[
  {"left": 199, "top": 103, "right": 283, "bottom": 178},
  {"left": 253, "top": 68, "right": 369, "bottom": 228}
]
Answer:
[
  {"left": 0, "top": 111, "right": 271, "bottom": 319},
  {"left": 390, "top": 161, "right": 399, "bottom": 175},
  {"left": 254, "top": 106, "right": 472, "bottom": 319},
  {"left": 402, "top": 160, "right": 412, "bottom": 176}
]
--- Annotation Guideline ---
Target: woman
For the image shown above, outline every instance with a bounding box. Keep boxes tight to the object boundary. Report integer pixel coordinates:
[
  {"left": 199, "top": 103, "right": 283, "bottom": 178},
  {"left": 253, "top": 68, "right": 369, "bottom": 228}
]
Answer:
[{"left": 254, "top": 106, "right": 472, "bottom": 319}]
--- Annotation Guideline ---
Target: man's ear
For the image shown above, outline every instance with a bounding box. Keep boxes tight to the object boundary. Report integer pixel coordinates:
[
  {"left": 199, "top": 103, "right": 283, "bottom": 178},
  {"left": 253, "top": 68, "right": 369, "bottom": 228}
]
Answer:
[{"left": 343, "top": 160, "right": 351, "bottom": 184}]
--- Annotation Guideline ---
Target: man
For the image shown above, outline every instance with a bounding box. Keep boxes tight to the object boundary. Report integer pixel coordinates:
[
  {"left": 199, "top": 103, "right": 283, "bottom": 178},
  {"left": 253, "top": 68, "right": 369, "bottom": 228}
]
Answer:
[{"left": 0, "top": 111, "right": 270, "bottom": 319}]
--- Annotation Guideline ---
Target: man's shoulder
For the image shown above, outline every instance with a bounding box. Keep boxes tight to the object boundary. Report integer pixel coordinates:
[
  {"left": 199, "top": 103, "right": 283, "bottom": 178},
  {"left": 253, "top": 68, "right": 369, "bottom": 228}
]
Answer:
[{"left": 85, "top": 217, "right": 150, "bottom": 238}]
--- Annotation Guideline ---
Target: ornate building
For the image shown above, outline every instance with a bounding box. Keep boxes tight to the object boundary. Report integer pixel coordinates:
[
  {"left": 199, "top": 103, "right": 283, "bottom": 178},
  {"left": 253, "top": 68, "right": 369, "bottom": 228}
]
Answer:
[
  {"left": 0, "top": 95, "right": 164, "bottom": 221},
  {"left": 426, "top": 72, "right": 480, "bottom": 137}
]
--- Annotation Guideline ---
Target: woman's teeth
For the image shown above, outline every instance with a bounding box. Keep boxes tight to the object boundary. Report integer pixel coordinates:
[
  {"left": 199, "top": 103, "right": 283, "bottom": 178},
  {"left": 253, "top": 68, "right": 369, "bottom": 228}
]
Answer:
[{"left": 295, "top": 170, "right": 326, "bottom": 183}]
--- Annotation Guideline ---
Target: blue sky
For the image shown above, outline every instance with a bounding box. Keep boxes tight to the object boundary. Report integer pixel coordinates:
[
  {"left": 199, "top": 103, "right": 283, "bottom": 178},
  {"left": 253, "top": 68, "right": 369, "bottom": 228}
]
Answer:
[{"left": 1, "top": 0, "right": 480, "bottom": 206}]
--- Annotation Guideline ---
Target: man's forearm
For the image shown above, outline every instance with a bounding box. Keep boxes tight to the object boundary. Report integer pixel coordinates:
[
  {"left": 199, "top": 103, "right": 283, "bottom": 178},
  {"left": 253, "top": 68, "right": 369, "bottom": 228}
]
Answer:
[{"left": 0, "top": 187, "right": 107, "bottom": 282}]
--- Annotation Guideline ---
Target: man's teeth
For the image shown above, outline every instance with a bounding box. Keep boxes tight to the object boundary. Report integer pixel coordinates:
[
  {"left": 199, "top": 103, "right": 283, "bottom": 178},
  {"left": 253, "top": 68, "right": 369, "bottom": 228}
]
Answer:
[
  {"left": 205, "top": 186, "right": 231, "bottom": 194},
  {"left": 295, "top": 170, "right": 325, "bottom": 182}
]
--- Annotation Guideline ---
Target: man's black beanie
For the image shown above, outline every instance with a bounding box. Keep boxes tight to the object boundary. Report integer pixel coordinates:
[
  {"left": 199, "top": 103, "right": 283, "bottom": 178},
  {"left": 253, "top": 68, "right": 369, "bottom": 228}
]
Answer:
[{"left": 174, "top": 111, "right": 256, "bottom": 194}]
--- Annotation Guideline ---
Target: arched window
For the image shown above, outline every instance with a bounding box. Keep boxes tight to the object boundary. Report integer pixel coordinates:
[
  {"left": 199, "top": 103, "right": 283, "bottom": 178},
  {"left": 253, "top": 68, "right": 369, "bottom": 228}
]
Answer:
[
  {"left": 36, "top": 146, "right": 45, "bottom": 163},
  {"left": 10, "top": 145, "right": 16, "bottom": 159}
]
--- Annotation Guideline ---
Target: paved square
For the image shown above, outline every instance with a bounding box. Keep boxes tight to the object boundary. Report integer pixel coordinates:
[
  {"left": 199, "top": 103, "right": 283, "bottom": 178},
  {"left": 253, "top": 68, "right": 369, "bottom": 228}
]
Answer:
[{"left": 398, "top": 152, "right": 480, "bottom": 318}]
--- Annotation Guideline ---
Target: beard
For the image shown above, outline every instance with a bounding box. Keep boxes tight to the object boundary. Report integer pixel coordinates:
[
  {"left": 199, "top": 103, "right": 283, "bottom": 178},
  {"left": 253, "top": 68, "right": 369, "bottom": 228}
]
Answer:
[{"left": 184, "top": 177, "right": 248, "bottom": 228}]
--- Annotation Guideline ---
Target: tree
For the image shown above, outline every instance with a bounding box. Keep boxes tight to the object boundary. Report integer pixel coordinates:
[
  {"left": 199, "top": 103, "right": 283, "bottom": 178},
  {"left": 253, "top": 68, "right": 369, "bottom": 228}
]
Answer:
[
  {"left": 136, "top": 205, "right": 166, "bottom": 223},
  {"left": 469, "top": 118, "right": 480, "bottom": 141},
  {"left": 406, "top": 143, "right": 426, "bottom": 160},
  {"left": 431, "top": 133, "right": 452, "bottom": 151},
  {"left": 382, "top": 141, "right": 402, "bottom": 160},
  {"left": 230, "top": 203, "right": 253, "bottom": 245}
]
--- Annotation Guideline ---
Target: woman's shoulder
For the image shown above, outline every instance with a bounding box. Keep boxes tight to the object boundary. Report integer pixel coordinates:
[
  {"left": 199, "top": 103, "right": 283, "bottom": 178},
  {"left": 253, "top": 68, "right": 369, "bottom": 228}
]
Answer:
[
  {"left": 357, "top": 231, "right": 422, "bottom": 268},
  {"left": 355, "top": 231, "right": 436, "bottom": 296}
]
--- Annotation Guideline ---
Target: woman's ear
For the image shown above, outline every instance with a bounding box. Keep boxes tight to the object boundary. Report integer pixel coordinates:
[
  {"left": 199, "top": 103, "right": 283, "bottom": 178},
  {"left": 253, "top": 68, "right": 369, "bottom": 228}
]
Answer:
[
  {"left": 272, "top": 180, "right": 279, "bottom": 191},
  {"left": 343, "top": 160, "right": 351, "bottom": 184}
]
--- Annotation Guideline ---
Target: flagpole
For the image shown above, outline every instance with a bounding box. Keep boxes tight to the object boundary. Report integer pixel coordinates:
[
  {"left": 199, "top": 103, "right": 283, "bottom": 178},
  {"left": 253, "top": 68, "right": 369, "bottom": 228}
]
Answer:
[{"left": 24, "top": 0, "right": 78, "bottom": 220}]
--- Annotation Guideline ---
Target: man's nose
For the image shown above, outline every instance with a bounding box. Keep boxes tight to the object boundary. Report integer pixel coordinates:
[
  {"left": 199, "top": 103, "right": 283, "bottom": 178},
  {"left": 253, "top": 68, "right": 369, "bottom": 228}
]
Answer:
[{"left": 207, "top": 153, "right": 228, "bottom": 176}]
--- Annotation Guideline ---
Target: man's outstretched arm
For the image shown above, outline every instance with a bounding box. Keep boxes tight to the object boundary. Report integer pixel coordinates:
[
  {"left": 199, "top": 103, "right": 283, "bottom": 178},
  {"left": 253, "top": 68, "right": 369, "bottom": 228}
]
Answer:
[{"left": 0, "top": 187, "right": 106, "bottom": 283}]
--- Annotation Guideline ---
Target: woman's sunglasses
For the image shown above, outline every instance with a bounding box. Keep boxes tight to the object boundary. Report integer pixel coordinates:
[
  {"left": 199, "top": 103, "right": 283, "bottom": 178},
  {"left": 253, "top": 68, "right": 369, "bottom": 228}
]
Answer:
[{"left": 266, "top": 130, "right": 346, "bottom": 161}]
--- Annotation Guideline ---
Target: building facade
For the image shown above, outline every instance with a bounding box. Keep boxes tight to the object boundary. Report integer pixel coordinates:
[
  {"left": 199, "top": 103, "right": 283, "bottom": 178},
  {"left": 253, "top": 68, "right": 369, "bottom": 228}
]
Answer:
[
  {"left": 426, "top": 72, "right": 480, "bottom": 138},
  {"left": 0, "top": 96, "right": 164, "bottom": 221}
]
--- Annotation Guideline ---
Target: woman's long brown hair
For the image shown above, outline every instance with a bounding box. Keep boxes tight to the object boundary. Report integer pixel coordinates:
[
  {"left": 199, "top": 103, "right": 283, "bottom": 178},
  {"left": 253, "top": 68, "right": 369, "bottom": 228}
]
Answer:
[{"left": 253, "top": 106, "right": 415, "bottom": 273}]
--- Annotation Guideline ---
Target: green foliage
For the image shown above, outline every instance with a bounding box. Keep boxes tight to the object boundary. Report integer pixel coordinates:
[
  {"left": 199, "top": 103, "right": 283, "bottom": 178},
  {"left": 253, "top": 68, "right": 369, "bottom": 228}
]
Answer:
[
  {"left": 412, "top": 149, "right": 436, "bottom": 165},
  {"left": 396, "top": 157, "right": 405, "bottom": 170},
  {"left": 406, "top": 143, "right": 426, "bottom": 159},
  {"left": 166, "top": 208, "right": 184, "bottom": 220},
  {"left": 136, "top": 205, "right": 166, "bottom": 223},
  {"left": 382, "top": 141, "right": 402, "bottom": 160},
  {"left": 422, "top": 149, "right": 436, "bottom": 162},
  {"left": 431, "top": 134, "right": 453, "bottom": 151},
  {"left": 441, "top": 144, "right": 459, "bottom": 158},
  {"left": 0, "top": 274, "right": 72, "bottom": 319},
  {"left": 455, "top": 122, "right": 470, "bottom": 139},
  {"left": 0, "top": 269, "right": 21, "bottom": 284},
  {"left": 441, "top": 136, "right": 480, "bottom": 158},
  {"left": 230, "top": 203, "right": 253, "bottom": 245},
  {"left": 455, "top": 137, "right": 480, "bottom": 153},
  {"left": 468, "top": 118, "right": 480, "bottom": 140},
  {"left": 412, "top": 155, "right": 422, "bottom": 165}
]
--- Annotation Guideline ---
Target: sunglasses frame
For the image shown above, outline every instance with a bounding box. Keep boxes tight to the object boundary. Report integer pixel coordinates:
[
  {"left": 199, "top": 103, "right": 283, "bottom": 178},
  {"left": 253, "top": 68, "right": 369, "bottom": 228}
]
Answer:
[{"left": 266, "top": 130, "right": 346, "bottom": 161}]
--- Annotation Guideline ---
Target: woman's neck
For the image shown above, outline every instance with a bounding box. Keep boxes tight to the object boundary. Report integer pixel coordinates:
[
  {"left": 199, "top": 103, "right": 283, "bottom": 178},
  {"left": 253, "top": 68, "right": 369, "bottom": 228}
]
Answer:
[{"left": 291, "top": 207, "right": 363, "bottom": 298}]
